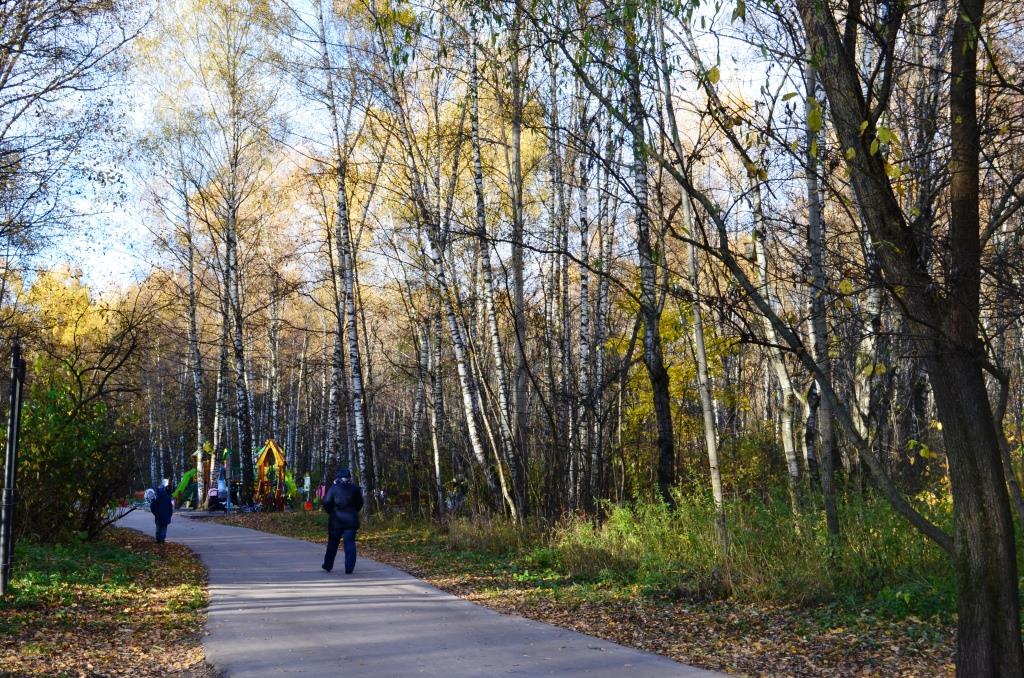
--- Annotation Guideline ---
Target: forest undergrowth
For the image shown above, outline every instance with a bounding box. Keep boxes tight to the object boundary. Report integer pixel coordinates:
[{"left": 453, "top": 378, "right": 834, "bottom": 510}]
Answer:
[{"left": 216, "top": 489, "right": 961, "bottom": 676}]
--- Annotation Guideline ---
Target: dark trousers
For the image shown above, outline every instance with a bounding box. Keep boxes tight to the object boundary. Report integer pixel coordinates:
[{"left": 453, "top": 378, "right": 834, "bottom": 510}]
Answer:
[
  {"left": 155, "top": 522, "right": 168, "bottom": 543},
  {"left": 323, "top": 528, "right": 357, "bottom": 573}
]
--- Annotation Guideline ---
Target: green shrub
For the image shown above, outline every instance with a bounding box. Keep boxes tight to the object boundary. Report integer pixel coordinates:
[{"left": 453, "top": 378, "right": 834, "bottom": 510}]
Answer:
[
  {"left": 545, "top": 490, "right": 955, "bottom": 617},
  {"left": 8, "top": 357, "right": 134, "bottom": 542},
  {"left": 831, "top": 492, "right": 955, "bottom": 618}
]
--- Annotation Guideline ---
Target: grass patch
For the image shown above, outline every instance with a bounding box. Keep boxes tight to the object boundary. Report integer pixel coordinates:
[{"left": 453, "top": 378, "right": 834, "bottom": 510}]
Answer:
[
  {"left": 0, "top": 527, "right": 213, "bottom": 677},
  {"left": 547, "top": 492, "right": 956, "bottom": 620}
]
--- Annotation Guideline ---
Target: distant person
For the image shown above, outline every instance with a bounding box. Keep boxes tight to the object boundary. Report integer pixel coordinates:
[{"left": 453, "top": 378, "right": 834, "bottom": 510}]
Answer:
[
  {"left": 321, "top": 468, "right": 364, "bottom": 574},
  {"left": 150, "top": 483, "right": 174, "bottom": 543},
  {"left": 446, "top": 474, "right": 468, "bottom": 513}
]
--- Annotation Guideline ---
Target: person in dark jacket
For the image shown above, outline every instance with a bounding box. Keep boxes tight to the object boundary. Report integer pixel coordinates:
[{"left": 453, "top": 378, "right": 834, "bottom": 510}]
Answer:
[
  {"left": 150, "top": 483, "right": 174, "bottom": 543},
  {"left": 321, "top": 468, "right": 364, "bottom": 574}
]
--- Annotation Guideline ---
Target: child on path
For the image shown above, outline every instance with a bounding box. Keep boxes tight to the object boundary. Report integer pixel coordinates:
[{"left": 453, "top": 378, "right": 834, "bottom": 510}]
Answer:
[{"left": 150, "top": 482, "right": 174, "bottom": 543}]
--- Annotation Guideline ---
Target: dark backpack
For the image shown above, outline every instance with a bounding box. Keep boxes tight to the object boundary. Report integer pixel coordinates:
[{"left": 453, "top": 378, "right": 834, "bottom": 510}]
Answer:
[{"left": 324, "top": 481, "right": 363, "bottom": 530}]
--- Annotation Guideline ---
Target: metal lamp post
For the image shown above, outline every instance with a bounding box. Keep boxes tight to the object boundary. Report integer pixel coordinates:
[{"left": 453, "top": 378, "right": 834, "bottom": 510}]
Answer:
[{"left": 1, "top": 343, "right": 27, "bottom": 597}]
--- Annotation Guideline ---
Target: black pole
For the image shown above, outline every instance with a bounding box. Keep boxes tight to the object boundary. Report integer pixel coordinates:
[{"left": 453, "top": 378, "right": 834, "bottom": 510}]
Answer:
[{"left": 1, "top": 343, "right": 26, "bottom": 597}]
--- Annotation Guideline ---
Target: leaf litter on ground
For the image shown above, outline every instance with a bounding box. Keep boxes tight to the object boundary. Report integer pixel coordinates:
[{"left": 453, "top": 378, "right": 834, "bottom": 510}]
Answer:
[{"left": 0, "top": 527, "right": 216, "bottom": 678}]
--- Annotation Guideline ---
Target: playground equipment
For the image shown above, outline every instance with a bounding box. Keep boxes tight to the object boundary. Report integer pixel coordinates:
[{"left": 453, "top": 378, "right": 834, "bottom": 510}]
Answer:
[
  {"left": 217, "top": 449, "right": 232, "bottom": 508},
  {"left": 173, "top": 469, "right": 197, "bottom": 506},
  {"left": 254, "top": 439, "right": 288, "bottom": 511}
]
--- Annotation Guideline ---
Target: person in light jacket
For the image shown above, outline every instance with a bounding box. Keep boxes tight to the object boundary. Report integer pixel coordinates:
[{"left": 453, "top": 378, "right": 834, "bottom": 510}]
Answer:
[{"left": 321, "top": 468, "right": 364, "bottom": 574}]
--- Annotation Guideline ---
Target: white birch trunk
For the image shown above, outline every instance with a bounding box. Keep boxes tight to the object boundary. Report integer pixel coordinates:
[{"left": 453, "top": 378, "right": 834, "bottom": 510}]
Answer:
[
  {"left": 423, "top": 234, "right": 494, "bottom": 485},
  {"left": 429, "top": 312, "right": 445, "bottom": 517},
  {"left": 624, "top": 6, "right": 676, "bottom": 504},
  {"left": 410, "top": 321, "right": 428, "bottom": 511},
  {"left": 212, "top": 288, "right": 230, "bottom": 463},
  {"left": 751, "top": 187, "right": 802, "bottom": 513},
  {"left": 185, "top": 216, "right": 205, "bottom": 508},
  {"left": 225, "top": 212, "right": 254, "bottom": 501},
  {"left": 592, "top": 121, "right": 617, "bottom": 498},
  {"left": 686, "top": 202, "right": 729, "bottom": 555},
  {"left": 547, "top": 50, "right": 576, "bottom": 507},
  {"left": 148, "top": 373, "right": 157, "bottom": 487},
  {"left": 576, "top": 105, "right": 593, "bottom": 506},
  {"left": 268, "top": 278, "right": 281, "bottom": 442},
  {"left": 317, "top": 0, "right": 369, "bottom": 491},
  {"left": 471, "top": 18, "right": 520, "bottom": 520},
  {"left": 287, "top": 334, "right": 308, "bottom": 471}
]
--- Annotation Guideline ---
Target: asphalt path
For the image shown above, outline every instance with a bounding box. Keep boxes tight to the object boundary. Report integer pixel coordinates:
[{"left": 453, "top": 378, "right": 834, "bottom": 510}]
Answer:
[{"left": 119, "top": 510, "right": 724, "bottom": 677}]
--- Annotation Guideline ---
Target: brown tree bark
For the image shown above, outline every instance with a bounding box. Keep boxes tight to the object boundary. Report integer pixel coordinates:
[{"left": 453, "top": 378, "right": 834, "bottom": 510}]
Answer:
[{"left": 798, "top": 0, "right": 1023, "bottom": 672}]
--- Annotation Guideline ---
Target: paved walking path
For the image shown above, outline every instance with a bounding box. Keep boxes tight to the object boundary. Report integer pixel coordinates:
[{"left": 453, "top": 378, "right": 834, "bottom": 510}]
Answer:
[{"left": 119, "top": 510, "right": 723, "bottom": 677}]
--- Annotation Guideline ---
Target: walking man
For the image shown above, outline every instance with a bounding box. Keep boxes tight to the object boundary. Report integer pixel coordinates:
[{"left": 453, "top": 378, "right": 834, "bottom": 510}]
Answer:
[
  {"left": 150, "top": 481, "right": 174, "bottom": 543},
  {"left": 321, "top": 468, "right": 364, "bottom": 574}
]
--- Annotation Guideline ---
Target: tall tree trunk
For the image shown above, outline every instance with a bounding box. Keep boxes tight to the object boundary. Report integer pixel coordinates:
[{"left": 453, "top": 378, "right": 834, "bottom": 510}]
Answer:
[
  {"left": 326, "top": 239, "right": 345, "bottom": 468},
  {"left": 147, "top": 373, "right": 157, "bottom": 487},
  {"left": 576, "top": 93, "right": 593, "bottom": 510},
  {"left": 687, "top": 206, "right": 728, "bottom": 556},
  {"left": 423, "top": 232, "right": 499, "bottom": 502},
  {"left": 225, "top": 209, "right": 254, "bottom": 502},
  {"left": 751, "top": 189, "right": 802, "bottom": 514},
  {"left": 155, "top": 342, "right": 166, "bottom": 483},
  {"left": 592, "top": 120, "right": 617, "bottom": 500},
  {"left": 212, "top": 272, "right": 229, "bottom": 457},
  {"left": 546, "top": 50, "right": 576, "bottom": 509},
  {"left": 185, "top": 214, "right": 205, "bottom": 508},
  {"left": 508, "top": 2, "right": 529, "bottom": 519},
  {"left": 268, "top": 275, "right": 281, "bottom": 442},
  {"left": 798, "top": 0, "right": 1023, "bottom": 670},
  {"left": 352, "top": 240, "right": 380, "bottom": 497},
  {"left": 624, "top": 3, "right": 675, "bottom": 505},
  {"left": 943, "top": 1, "right": 1020, "bottom": 669},
  {"left": 429, "top": 312, "right": 445, "bottom": 519},
  {"left": 471, "top": 17, "right": 520, "bottom": 521},
  {"left": 342, "top": 227, "right": 370, "bottom": 494},
  {"left": 318, "top": 0, "right": 370, "bottom": 497},
  {"left": 287, "top": 334, "right": 307, "bottom": 471},
  {"left": 411, "top": 321, "right": 428, "bottom": 515},
  {"left": 804, "top": 63, "right": 839, "bottom": 541}
]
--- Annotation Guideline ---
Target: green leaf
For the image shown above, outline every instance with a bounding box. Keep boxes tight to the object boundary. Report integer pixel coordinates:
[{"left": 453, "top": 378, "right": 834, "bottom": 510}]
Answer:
[
  {"left": 807, "top": 104, "right": 821, "bottom": 133},
  {"left": 782, "top": 91, "right": 798, "bottom": 101},
  {"left": 876, "top": 126, "right": 892, "bottom": 144},
  {"left": 707, "top": 66, "right": 720, "bottom": 85},
  {"left": 731, "top": 0, "right": 746, "bottom": 22},
  {"left": 870, "top": 138, "right": 880, "bottom": 156}
]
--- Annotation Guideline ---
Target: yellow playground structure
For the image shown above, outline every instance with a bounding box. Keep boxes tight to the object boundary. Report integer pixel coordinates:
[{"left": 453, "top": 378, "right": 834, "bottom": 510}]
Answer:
[{"left": 254, "top": 439, "right": 288, "bottom": 510}]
